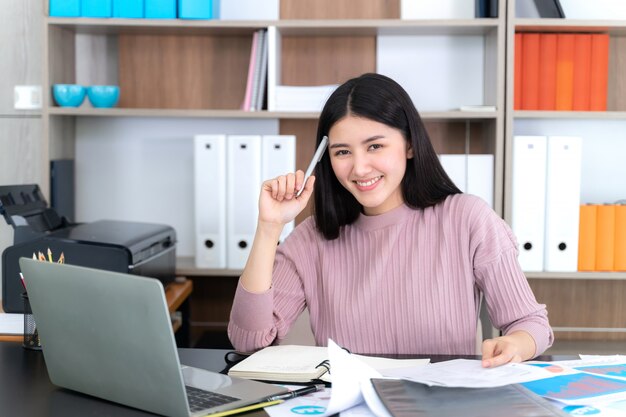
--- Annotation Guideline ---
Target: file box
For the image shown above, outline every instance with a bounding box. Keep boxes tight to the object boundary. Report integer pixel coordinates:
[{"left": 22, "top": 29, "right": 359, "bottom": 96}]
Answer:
[
  {"left": 113, "top": 0, "right": 143, "bottom": 18},
  {"left": 81, "top": 0, "right": 112, "bottom": 17},
  {"left": 49, "top": 0, "right": 80, "bottom": 17},
  {"left": 145, "top": 0, "right": 176, "bottom": 18},
  {"left": 178, "top": 0, "right": 219, "bottom": 19}
]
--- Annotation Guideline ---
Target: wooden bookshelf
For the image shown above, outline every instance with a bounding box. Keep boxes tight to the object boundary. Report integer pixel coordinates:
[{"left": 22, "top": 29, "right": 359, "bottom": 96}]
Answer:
[
  {"left": 40, "top": 0, "right": 508, "bottom": 340},
  {"left": 504, "top": 0, "right": 626, "bottom": 342}
]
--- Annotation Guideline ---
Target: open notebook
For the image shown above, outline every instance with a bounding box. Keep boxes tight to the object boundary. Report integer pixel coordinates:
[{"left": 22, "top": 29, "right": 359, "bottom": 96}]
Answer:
[{"left": 228, "top": 345, "right": 429, "bottom": 383}]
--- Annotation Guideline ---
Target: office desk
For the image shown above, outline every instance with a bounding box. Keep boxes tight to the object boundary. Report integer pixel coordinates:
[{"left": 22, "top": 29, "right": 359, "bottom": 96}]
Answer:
[
  {"left": 0, "top": 341, "right": 572, "bottom": 417},
  {"left": 0, "top": 279, "right": 193, "bottom": 346}
]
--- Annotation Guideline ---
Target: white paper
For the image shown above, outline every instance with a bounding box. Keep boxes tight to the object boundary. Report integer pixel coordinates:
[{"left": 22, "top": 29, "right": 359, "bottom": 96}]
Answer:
[
  {"left": 323, "top": 340, "right": 383, "bottom": 416},
  {"left": 264, "top": 386, "right": 332, "bottom": 417},
  {"left": 0, "top": 313, "right": 23, "bottom": 335},
  {"left": 382, "top": 359, "right": 551, "bottom": 388}
]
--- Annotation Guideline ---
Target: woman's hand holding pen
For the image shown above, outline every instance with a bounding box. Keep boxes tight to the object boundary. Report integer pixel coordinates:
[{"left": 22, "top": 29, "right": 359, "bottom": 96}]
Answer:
[
  {"left": 241, "top": 170, "right": 315, "bottom": 294},
  {"left": 259, "top": 170, "right": 315, "bottom": 227}
]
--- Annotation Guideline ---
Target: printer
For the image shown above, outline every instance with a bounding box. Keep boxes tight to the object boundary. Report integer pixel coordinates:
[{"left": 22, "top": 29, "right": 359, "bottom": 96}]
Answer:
[{"left": 1, "top": 184, "right": 177, "bottom": 313}]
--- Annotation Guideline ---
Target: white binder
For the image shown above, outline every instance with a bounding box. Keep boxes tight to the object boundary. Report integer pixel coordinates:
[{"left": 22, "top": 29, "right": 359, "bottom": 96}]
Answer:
[
  {"left": 227, "top": 135, "right": 262, "bottom": 269},
  {"left": 439, "top": 154, "right": 467, "bottom": 192},
  {"left": 262, "top": 135, "right": 296, "bottom": 242},
  {"left": 467, "top": 155, "right": 494, "bottom": 209},
  {"left": 544, "top": 136, "right": 583, "bottom": 272},
  {"left": 193, "top": 135, "right": 227, "bottom": 268},
  {"left": 439, "top": 154, "right": 494, "bottom": 208},
  {"left": 512, "top": 136, "right": 547, "bottom": 272}
]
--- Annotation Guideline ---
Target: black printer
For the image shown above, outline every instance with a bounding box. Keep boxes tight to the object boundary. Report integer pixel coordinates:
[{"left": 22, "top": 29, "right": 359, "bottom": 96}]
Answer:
[{"left": 1, "top": 184, "right": 177, "bottom": 313}]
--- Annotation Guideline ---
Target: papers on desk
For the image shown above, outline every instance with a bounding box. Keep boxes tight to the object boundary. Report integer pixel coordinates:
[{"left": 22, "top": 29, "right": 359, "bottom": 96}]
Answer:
[
  {"left": 264, "top": 346, "right": 626, "bottom": 417},
  {"left": 264, "top": 340, "right": 423, "bottom": 417},
  {"left": 382, "top": 358, "right": 550, "bottom": 388},
  {"left": 522, "top": 356, "right": 626, "bottom": 407},
  {"left": 0, "top": 313, "right": 23, "bottom": 335}
]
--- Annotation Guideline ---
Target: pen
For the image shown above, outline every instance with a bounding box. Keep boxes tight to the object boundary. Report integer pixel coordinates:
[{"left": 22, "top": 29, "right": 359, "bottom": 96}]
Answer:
[
  {"left": 265, "top": 384, "right": 325, "bottom": 402},
  {"left": 200, "top": 399, "right": 283, "bottom": 417},
  {"left": 19, "top": 273, "right": 26, "bottom": 290},
  {"left": 296, "top": 136, "right": 329, "bottom": 197}
]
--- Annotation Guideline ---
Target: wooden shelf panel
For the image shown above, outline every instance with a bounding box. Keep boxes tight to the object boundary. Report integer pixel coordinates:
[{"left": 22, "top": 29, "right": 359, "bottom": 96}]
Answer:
[
  {"left": 514, "top": 111, "right": 626, "bottom": 120},
  {"left": 46, "top": 107, "right": 498, "bottom": 120},
  {"left": 515, "top": 18, "right": 626, "bottom": 35},
  {"left": 46, "top": 17, "right": 499, "bottom": 37},
  {"left": 176, "top": 257, "right": 242, "bottom": 277},
  {"left": 46, "top": 17, "right": 266, "bottom": 35},
  {"left": 526, "top": 272, "right": 626, "bottom": 280}
]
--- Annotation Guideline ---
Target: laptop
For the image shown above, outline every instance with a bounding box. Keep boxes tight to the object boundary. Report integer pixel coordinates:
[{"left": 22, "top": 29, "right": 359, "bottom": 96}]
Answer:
[{"left": 19, "top": 258, "right": 286, "bottom": 417}]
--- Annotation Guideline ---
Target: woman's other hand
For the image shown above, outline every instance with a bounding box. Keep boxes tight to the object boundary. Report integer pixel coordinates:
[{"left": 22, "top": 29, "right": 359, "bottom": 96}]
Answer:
[{"left": 481, "top": 331, "right": 536, "bottom": 368}]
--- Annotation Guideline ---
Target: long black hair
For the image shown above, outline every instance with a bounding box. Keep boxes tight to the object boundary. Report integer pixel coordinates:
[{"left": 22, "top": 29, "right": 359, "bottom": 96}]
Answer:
[{"left": 313, "top": 73, "right": 461, "bottom": 240}]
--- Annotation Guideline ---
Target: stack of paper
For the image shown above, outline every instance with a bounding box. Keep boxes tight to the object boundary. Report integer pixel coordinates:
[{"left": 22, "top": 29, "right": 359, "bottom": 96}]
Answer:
[{"left": 273, "top": 85, "right": 338, "bottom": 112}]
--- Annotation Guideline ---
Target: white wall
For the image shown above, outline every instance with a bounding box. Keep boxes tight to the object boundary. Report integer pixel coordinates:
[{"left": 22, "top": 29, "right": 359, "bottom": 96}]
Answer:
[{"left": 75, "top": 117, "right": 279, "bottom": 256}]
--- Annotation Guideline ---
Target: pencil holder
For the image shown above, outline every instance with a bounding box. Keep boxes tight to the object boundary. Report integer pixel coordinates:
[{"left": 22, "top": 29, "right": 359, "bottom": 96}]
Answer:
[{"left": 22, "top": 293, "right": 42, "bottom": 351}]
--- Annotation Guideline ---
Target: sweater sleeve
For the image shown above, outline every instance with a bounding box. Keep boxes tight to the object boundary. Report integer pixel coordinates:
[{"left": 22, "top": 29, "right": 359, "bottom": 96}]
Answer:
[
  {"left": 469, "top": 198, "right": 554, "bottom": 357},
  {"left": 227, "top": 221, "right": 314, "bottom": 353}
]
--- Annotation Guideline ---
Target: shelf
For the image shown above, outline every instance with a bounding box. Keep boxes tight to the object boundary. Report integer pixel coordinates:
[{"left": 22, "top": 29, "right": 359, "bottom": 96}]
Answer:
[
  {"left": 515, "top": 18, "right": 626, "bottom": 35},
  {"left": 46, "top": 107, "right": 498, "bottom": 120},
  {"left": 176, "top": 257, "right": 242, "bottom": 277},
  {"left": 545, "top": 339, "right": 626, "bottom": 355},
  {"left": 46, "top": 107, "right": 320, "bottom": 119},
  {"left": 514, "top": 111, "right": 626, "bottom": 120},
  {"left": 46, "top": 17, "right": 500, "bottom": 36},
  {"left": 525, "top": 272, "right": 626, "bottom": 280}
]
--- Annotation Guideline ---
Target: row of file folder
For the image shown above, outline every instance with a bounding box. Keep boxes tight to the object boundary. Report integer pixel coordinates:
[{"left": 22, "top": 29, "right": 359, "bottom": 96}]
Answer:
[
  {"left": 511, "top": 135, "right": 583, "bottom": 272},
  {"left": 578, "top": 204, "right": 626, "bottom": 271},
  {"left": 438, "top": 154, "right": 494, "bottom": 208},
  {"left": 194, "top": 134, "right": 295, "bottom": 269}
]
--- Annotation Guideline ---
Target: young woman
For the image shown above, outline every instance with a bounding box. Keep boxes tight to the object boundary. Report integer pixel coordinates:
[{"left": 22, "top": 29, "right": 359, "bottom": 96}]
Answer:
[{"left": 228, "top": 73, "right": 553, "bottom": 367}]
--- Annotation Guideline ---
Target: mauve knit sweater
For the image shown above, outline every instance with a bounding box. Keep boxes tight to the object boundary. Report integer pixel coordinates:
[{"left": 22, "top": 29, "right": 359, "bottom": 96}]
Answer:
[{"left": 228, "top": 193, "right": 553, "bottom": 356}]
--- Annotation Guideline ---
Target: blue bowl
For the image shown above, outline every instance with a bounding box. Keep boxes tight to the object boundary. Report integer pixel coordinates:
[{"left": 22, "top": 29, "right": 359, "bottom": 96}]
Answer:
[
  {"left": 52, "top": 84, "right": 86, "bottom": 107},
  {"left": 87, "top": 85, "right": 120, "bottom": 108}
]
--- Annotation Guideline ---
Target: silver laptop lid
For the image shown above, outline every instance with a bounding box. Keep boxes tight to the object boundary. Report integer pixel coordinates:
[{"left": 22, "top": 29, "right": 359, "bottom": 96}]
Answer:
[{"left": 20, "top": 258, "right": 191, "bottom": 417}]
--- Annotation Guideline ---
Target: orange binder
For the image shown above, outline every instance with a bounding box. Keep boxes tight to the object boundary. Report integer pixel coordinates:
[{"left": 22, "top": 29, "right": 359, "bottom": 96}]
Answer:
[
  {"left": 589, "top": 34, "right": 610, "bottom": 111},
  {"left": 514, "top": 33, "right": 523, "bottom": 110},
  {"left": 555, "top": 34, "right": 575, "bottom": 111},
  {"left": 538, "top": 34, "right": 557, "bottom": 110},
  {"left": 614, "top": 204, "right": 626, "bottom": 271},
  {"left": 577, "top": 204, "right": 597, "bottom": 271},
  {"left": 595, "top": 204, "right": 615, "bottom": 271},
  {"left": 521, "top": 33, "right": 540, "bottom": 110},
  {"left": 572, "top": 34, "right": 592, "bottom": 111}
]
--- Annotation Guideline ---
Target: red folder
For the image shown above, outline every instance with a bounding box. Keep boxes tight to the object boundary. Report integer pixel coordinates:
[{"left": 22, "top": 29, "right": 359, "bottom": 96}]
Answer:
[
  {"left": 596, "top": 204, "right": 615, "bottom": 271},
  {"left": 514, "top": 33, "right": 523, "bottom": 110},
  {"left": 578, "top": 204, "right": 597, "bottom": 271},
  {"left": 538, "top": 34, "right": 557, "bottom": 110},
  {"left": 555, "top": 34, "right": 575, "bottom": 111},
  {"left": 572, "top": 34, "right": 592, "bottom": 111},
  {"left": 614, "top": 205, "right": 626, "bottom": 271},
  {"left": 590, "top": 34, "right": 610, "bottom": 111},
  {"left": 521, "top": 33, "right": 540, "bottom": 110}
]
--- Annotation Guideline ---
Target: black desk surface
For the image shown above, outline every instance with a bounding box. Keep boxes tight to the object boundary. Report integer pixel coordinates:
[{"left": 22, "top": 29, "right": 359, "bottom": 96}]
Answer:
[
  {"left": 0, "top": 342, "right": 572, "bottom": 416},
  {"left": 0, "top": 342, "right": 230, "bottom": 417}
]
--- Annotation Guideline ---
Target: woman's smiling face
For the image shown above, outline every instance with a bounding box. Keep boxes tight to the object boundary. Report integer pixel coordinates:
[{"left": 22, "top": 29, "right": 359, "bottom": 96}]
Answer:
[{"left": 328, "top": 115, "right": 413, "bottom": 216}]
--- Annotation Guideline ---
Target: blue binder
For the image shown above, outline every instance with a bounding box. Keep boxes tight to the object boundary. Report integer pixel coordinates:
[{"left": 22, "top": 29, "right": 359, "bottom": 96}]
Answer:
[
  {"left": 82, "top": 0, "right": 112, "bottom": 17},
  {"left": 178, "top": 0, "right": 219, "bottom": 19},
  {"left": 113, "top": 0, "right": 143, "bottom": 18},
  {"left": 49, "top": 0, "right": 80, "bottom": 17},
  {"left": 145, "top": 0, "right": 176, "bottom": 18}
]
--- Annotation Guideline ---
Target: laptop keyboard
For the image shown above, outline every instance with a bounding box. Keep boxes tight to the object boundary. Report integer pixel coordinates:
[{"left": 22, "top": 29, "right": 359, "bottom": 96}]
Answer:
[{"left": 185, "top": 385, "right": 240, "bottom": 413}]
